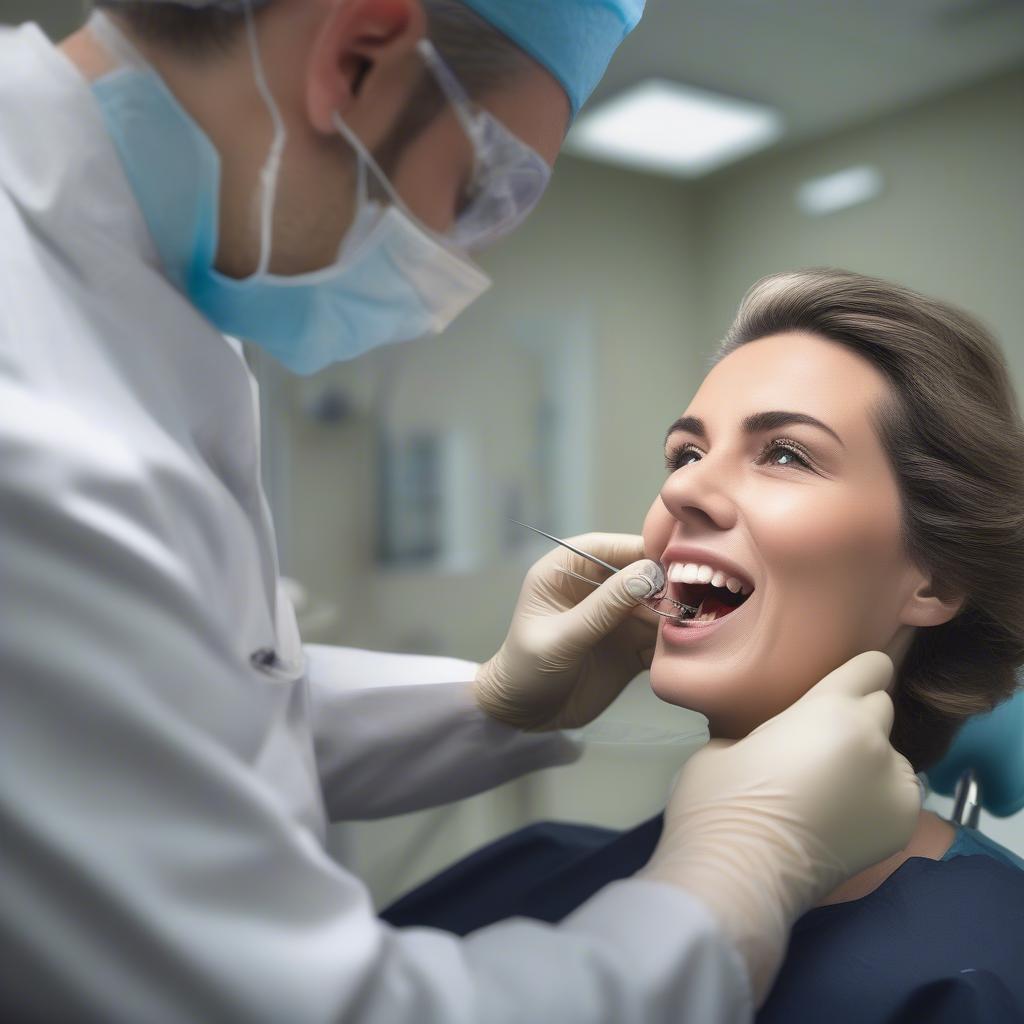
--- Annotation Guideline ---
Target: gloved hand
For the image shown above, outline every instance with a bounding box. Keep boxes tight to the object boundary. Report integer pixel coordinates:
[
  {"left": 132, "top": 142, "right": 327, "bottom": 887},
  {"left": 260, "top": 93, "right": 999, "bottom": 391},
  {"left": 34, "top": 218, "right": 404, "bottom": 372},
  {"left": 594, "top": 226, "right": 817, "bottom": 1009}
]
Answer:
[
  {"left": 474, "top": 533, "right": 662, "bottom": 731},
  {"left": 636, "top": 651, "right": 921, "bottom": 1006}
]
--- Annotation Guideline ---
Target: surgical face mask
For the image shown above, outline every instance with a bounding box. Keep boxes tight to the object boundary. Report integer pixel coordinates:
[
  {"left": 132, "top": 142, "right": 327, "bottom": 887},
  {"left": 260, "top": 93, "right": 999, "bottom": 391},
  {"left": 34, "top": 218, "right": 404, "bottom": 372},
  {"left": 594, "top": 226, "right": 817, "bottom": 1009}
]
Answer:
[{"left": 87, "top": 9, "right": 494, "bottom": 375}]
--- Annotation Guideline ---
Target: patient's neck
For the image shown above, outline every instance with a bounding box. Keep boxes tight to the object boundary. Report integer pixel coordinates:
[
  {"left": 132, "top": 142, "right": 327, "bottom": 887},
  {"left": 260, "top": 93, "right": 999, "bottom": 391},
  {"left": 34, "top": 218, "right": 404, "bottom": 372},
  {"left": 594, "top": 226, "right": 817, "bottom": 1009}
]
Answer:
[{"left": 818, "top": 810, "right": 956, "bottom": 907}]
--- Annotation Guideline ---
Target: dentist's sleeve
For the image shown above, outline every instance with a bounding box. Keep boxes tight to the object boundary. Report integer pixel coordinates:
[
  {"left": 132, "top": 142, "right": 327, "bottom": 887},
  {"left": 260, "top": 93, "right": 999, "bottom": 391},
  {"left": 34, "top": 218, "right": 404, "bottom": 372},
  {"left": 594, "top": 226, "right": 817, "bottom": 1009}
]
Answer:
[
  {"left": 4, "top": 627, "right": 754, "bottom": 1024},
  {"left": 5, "top": 613, "right": 753, "bottom": 1024},
  {"left": 1, "top": 412, "right": 752, "bottom": 1024},
  {"left": 304, "top": 644, "right": 584, "bottom": 820}
]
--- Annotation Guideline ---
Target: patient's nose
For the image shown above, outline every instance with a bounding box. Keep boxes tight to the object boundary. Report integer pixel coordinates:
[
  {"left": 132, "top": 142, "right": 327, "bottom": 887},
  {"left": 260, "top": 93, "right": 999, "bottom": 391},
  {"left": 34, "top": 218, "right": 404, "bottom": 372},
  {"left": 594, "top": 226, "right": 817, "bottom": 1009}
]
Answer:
[{"left": 660, "top": 461, "right": 739, "bottom": 531}]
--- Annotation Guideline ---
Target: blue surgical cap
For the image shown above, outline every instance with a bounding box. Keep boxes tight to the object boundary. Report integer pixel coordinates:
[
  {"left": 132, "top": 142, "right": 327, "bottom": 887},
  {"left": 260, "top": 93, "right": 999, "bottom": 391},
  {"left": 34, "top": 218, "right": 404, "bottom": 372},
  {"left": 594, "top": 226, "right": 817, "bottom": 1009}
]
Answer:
[
  {"left": 457, "top": 0, "right": 645, "bottom": 117},
  {"left": 118, "top": 0, "right": 644, "bottom": 117}
]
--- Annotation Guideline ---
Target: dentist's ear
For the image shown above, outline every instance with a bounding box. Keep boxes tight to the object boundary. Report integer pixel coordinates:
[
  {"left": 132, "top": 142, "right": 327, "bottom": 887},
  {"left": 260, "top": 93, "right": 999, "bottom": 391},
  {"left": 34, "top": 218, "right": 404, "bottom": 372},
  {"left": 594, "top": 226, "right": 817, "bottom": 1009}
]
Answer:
[{"left": 306, "top": 0, "right": 426, "bottom": 136}]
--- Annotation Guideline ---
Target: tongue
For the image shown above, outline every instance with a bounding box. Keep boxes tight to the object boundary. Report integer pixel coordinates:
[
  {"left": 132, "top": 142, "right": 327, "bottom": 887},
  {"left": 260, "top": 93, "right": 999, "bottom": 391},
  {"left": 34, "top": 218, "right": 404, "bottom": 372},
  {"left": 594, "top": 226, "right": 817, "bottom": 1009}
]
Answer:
[{"left": 699, "top": 590, "right": 736, "bottom": 619}]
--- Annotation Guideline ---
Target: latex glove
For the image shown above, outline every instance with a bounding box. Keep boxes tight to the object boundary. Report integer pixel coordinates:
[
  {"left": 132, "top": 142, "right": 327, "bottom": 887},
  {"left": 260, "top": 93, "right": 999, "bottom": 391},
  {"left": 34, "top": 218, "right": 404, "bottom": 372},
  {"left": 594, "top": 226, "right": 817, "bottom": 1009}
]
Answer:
[
  {"left": 473, "top": 533, "right": 662, "bottom": 731},
  {"left": 636, "top": 651, "right": 921, "bottom": 1006}
]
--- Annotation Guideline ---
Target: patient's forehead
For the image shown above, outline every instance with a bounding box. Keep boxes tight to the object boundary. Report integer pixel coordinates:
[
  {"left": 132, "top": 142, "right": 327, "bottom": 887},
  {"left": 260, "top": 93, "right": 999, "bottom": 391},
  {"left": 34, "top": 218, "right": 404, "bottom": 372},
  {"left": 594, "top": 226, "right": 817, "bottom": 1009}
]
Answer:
[{"left": 689, "top": 331, "right": 891, "bottom": 442}]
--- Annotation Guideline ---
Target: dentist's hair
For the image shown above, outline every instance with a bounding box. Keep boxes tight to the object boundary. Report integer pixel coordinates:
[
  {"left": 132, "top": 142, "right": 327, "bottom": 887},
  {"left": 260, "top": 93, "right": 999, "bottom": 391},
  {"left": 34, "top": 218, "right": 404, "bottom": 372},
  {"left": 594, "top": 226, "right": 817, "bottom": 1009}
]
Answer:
[
  {"left": 713, "top": 267, "right": 1024, "bottom": 771},
  {"left": 91, "top": 1, "right": 529, "bottom": 94},
  {"left": 92, "top": 1, "right": 531, "bottom": 174},
  {"left": 91, "top": 1, "right": 265, "bottom": 56}
]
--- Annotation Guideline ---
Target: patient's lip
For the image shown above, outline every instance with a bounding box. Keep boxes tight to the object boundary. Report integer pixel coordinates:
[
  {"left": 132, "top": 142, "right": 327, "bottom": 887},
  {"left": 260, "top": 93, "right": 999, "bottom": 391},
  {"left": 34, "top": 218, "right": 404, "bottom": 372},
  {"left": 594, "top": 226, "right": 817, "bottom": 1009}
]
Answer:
[{"left": 659, "top": 596, "right": 753, "bottom": 644}]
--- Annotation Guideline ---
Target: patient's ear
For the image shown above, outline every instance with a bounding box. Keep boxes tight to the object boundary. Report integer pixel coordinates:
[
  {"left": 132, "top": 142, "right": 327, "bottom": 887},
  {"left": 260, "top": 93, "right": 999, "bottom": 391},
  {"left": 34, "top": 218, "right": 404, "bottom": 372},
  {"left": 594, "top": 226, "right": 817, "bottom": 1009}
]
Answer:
[{"left": 899, "top": 571, "right": 965, "bottom": 628}]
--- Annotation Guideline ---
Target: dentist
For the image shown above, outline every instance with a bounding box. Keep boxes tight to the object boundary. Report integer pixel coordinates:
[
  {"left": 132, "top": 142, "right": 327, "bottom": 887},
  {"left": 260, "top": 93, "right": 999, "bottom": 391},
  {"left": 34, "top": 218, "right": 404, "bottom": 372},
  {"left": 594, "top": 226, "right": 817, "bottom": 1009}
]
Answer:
[{"left": 0, "top": 1, "right": 921, "bottom": 1021}]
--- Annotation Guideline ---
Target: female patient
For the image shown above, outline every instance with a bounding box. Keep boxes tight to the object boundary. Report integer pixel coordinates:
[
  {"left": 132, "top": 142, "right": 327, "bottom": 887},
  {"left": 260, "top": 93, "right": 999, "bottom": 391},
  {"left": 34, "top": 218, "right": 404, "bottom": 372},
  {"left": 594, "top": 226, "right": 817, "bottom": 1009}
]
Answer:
[
  {"left": 640, "top": 268, "right": 1024, "bottom": 1021},
  {"left": 384, "top": 269, "right": 1024, "bottom": 1020}
]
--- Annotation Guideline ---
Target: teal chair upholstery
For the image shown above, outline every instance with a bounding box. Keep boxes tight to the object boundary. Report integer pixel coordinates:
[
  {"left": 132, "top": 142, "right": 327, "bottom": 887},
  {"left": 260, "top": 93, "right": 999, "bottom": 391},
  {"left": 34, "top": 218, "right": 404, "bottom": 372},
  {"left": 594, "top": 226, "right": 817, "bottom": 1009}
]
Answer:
[{"left": 927, "top": 686, "right": 1024, "bottom": 818}]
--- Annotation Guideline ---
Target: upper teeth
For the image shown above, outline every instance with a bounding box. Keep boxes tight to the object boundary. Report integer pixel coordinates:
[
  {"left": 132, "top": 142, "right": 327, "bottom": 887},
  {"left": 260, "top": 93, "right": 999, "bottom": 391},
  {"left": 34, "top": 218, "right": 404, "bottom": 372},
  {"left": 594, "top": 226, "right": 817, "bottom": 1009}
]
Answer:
[{"left": 668, "top": 562, "right": 752, "bottom": 595}]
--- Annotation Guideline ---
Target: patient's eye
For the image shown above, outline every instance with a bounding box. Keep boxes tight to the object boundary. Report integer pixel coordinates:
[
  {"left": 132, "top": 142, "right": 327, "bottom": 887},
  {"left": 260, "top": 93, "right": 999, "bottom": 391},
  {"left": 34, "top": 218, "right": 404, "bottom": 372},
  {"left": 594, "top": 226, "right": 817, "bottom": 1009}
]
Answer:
[
  {"left": 665, "top": 442, "right": 701, "bottom": 471},
  {"left": 757, "top": 438, "right": 813, "bottom": 470},
  {"left": 665, "top": 438, "right": 814, "bottom": 472}
]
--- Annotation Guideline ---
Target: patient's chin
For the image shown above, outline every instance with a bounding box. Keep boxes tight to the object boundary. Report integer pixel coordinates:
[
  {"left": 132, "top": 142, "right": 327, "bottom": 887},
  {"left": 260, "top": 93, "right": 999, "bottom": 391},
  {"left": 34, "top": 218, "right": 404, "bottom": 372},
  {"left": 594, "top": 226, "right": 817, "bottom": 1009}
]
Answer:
[
  {"left": 648, "top": 665, "right": 704, "bottom": 710},
  {"left": 650, "top": 665, "right": 774, "bottom": 739},
  {"left": 650, "top": 666, "right": 733, "bottom": 725}
]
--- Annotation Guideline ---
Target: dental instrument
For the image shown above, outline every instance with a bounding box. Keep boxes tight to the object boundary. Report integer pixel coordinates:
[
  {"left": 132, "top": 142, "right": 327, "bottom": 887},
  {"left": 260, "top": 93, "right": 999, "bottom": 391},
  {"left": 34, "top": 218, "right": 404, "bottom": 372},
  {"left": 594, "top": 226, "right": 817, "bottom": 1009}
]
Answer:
[{"left": 510, "top": 521, "right": 698, "bottom": 621}]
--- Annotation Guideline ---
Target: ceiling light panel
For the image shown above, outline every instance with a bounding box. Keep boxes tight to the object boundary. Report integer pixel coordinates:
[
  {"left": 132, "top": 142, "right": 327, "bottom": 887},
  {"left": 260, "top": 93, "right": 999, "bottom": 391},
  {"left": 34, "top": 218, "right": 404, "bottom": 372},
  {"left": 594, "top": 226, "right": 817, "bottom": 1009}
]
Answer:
[
  {"left": 566, "top": 79, "right": 784, "bottom": 178},
  {"left": 795, "top": 165, "right": 884, "bottom": 215}
]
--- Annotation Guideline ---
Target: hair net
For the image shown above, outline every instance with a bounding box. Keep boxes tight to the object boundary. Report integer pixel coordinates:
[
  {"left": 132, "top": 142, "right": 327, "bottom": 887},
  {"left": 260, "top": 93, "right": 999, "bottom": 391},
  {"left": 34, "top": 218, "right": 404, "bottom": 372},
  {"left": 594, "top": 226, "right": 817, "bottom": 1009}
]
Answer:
[{"left": 458, "top": 0, "right": 645, "bottom": 116}]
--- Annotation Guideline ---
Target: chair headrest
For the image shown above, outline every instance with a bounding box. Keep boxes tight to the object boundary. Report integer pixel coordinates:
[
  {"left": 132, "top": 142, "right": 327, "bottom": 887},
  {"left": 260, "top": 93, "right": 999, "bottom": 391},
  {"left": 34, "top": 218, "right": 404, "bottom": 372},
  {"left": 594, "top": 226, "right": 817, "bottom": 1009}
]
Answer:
[{"left": 927, "top": 687, "right": 1024, "bottom": 817}]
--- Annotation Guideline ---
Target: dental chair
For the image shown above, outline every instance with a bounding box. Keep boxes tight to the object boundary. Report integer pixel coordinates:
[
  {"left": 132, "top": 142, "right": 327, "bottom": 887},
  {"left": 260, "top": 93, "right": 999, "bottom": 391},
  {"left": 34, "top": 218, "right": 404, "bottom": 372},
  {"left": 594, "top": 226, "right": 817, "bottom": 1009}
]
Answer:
[{"left": 927, "top": 685, "right": 1024, "bottom": 828}]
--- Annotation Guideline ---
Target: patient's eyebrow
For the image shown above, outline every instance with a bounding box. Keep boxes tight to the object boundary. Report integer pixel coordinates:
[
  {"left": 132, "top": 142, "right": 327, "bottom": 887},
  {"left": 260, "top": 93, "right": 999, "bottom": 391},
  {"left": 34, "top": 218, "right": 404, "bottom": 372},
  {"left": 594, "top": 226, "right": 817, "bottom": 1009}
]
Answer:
[{"left": 664, "top": 411, "right": 846, "bottom": 449}]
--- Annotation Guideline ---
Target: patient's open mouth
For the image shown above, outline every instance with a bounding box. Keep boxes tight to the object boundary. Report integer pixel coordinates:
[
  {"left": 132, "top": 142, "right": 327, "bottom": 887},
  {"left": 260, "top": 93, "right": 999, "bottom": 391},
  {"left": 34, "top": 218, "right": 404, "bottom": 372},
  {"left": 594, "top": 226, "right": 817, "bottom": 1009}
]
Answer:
[{"left": 666, "top": 560, "right": 754, "bottom": 624}]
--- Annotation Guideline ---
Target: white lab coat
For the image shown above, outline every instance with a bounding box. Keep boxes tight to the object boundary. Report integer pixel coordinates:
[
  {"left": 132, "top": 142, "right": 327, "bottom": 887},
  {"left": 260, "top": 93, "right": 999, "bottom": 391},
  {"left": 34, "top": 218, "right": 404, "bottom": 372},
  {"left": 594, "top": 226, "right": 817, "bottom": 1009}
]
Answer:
[{"left": 0, "top": 23, "right": 751, "bottom": 1024}]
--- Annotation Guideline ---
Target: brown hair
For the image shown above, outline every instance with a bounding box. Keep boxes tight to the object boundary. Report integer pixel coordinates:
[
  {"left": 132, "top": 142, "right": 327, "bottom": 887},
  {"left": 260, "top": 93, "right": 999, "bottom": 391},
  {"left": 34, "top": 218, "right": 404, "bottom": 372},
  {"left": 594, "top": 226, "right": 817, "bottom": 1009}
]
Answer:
[
  {"left": 713, "top": 268, "right": 1024, "bottom": 770},
  {"left": 93, "top": 1, "right": 271, "bottom": 57}
]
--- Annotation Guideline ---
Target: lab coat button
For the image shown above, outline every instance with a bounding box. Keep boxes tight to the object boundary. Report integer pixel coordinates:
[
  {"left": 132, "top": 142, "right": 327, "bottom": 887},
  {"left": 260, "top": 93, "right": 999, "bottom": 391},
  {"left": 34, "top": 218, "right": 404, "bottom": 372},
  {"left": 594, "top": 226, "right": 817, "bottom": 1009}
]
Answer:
[{"left": 250, "top": 647, "right": 278, "bottom": 670}]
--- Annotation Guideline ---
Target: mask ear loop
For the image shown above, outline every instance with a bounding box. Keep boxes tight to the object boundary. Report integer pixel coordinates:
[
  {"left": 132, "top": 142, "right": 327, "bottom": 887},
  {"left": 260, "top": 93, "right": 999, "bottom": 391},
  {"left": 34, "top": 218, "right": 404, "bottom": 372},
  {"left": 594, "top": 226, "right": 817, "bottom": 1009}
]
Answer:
[
  {"left": 241, "top": 0, "right": 287, "bottom": 279},
  {"left": 353, "top": 139, "right": 369, "bottom": 207},
  {"left": 93, "top": 3, "right": 285, "bottom": 278}
]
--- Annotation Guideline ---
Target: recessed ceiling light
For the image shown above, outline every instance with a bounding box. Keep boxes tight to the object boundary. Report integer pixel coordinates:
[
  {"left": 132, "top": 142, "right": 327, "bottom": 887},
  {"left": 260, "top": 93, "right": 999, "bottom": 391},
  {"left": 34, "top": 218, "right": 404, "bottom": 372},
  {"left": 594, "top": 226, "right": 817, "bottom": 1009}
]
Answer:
[
  {"left": 565, "top": 79, "right": 784, "bottom": 178},
  {"left": 796, "top": 165, "right": 884, "bottom": 215}
]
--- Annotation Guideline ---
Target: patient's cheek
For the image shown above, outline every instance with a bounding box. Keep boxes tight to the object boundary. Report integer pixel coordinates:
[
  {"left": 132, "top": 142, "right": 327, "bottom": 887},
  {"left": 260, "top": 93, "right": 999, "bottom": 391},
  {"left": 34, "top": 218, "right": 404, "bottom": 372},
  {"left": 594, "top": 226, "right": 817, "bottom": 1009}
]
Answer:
[
  {"left": 641, "top": 499, "right": 672, "bottom": 560},
  {"left": 761, "top": 497, "right": 905, "bottom": 650}
]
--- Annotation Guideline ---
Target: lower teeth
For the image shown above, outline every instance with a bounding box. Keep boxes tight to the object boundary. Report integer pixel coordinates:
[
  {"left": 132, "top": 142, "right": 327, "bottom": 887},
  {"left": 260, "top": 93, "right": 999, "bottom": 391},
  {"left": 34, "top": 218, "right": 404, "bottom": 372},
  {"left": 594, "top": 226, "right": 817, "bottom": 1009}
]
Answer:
[
  {"left": 692, "top": 600, "right": 717, "bottom": 624},
  {"left": 688, "top": 598, "right": 731, "bottom": 624}
]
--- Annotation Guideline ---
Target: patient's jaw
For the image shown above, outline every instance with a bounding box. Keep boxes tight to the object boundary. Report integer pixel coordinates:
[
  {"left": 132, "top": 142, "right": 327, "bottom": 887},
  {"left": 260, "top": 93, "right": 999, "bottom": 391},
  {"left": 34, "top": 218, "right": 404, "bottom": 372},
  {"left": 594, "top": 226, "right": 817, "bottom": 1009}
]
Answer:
[{"left": 643, "top": 331, "right": 958, "bottom": 739}]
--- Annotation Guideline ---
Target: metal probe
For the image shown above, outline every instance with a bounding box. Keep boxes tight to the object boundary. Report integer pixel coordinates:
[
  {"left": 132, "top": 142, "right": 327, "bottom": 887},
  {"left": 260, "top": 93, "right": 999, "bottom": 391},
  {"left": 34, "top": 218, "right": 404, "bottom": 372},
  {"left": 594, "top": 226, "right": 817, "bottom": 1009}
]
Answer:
[{"left": 510, "top": 521, "right": 698, "bottom": 621}]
